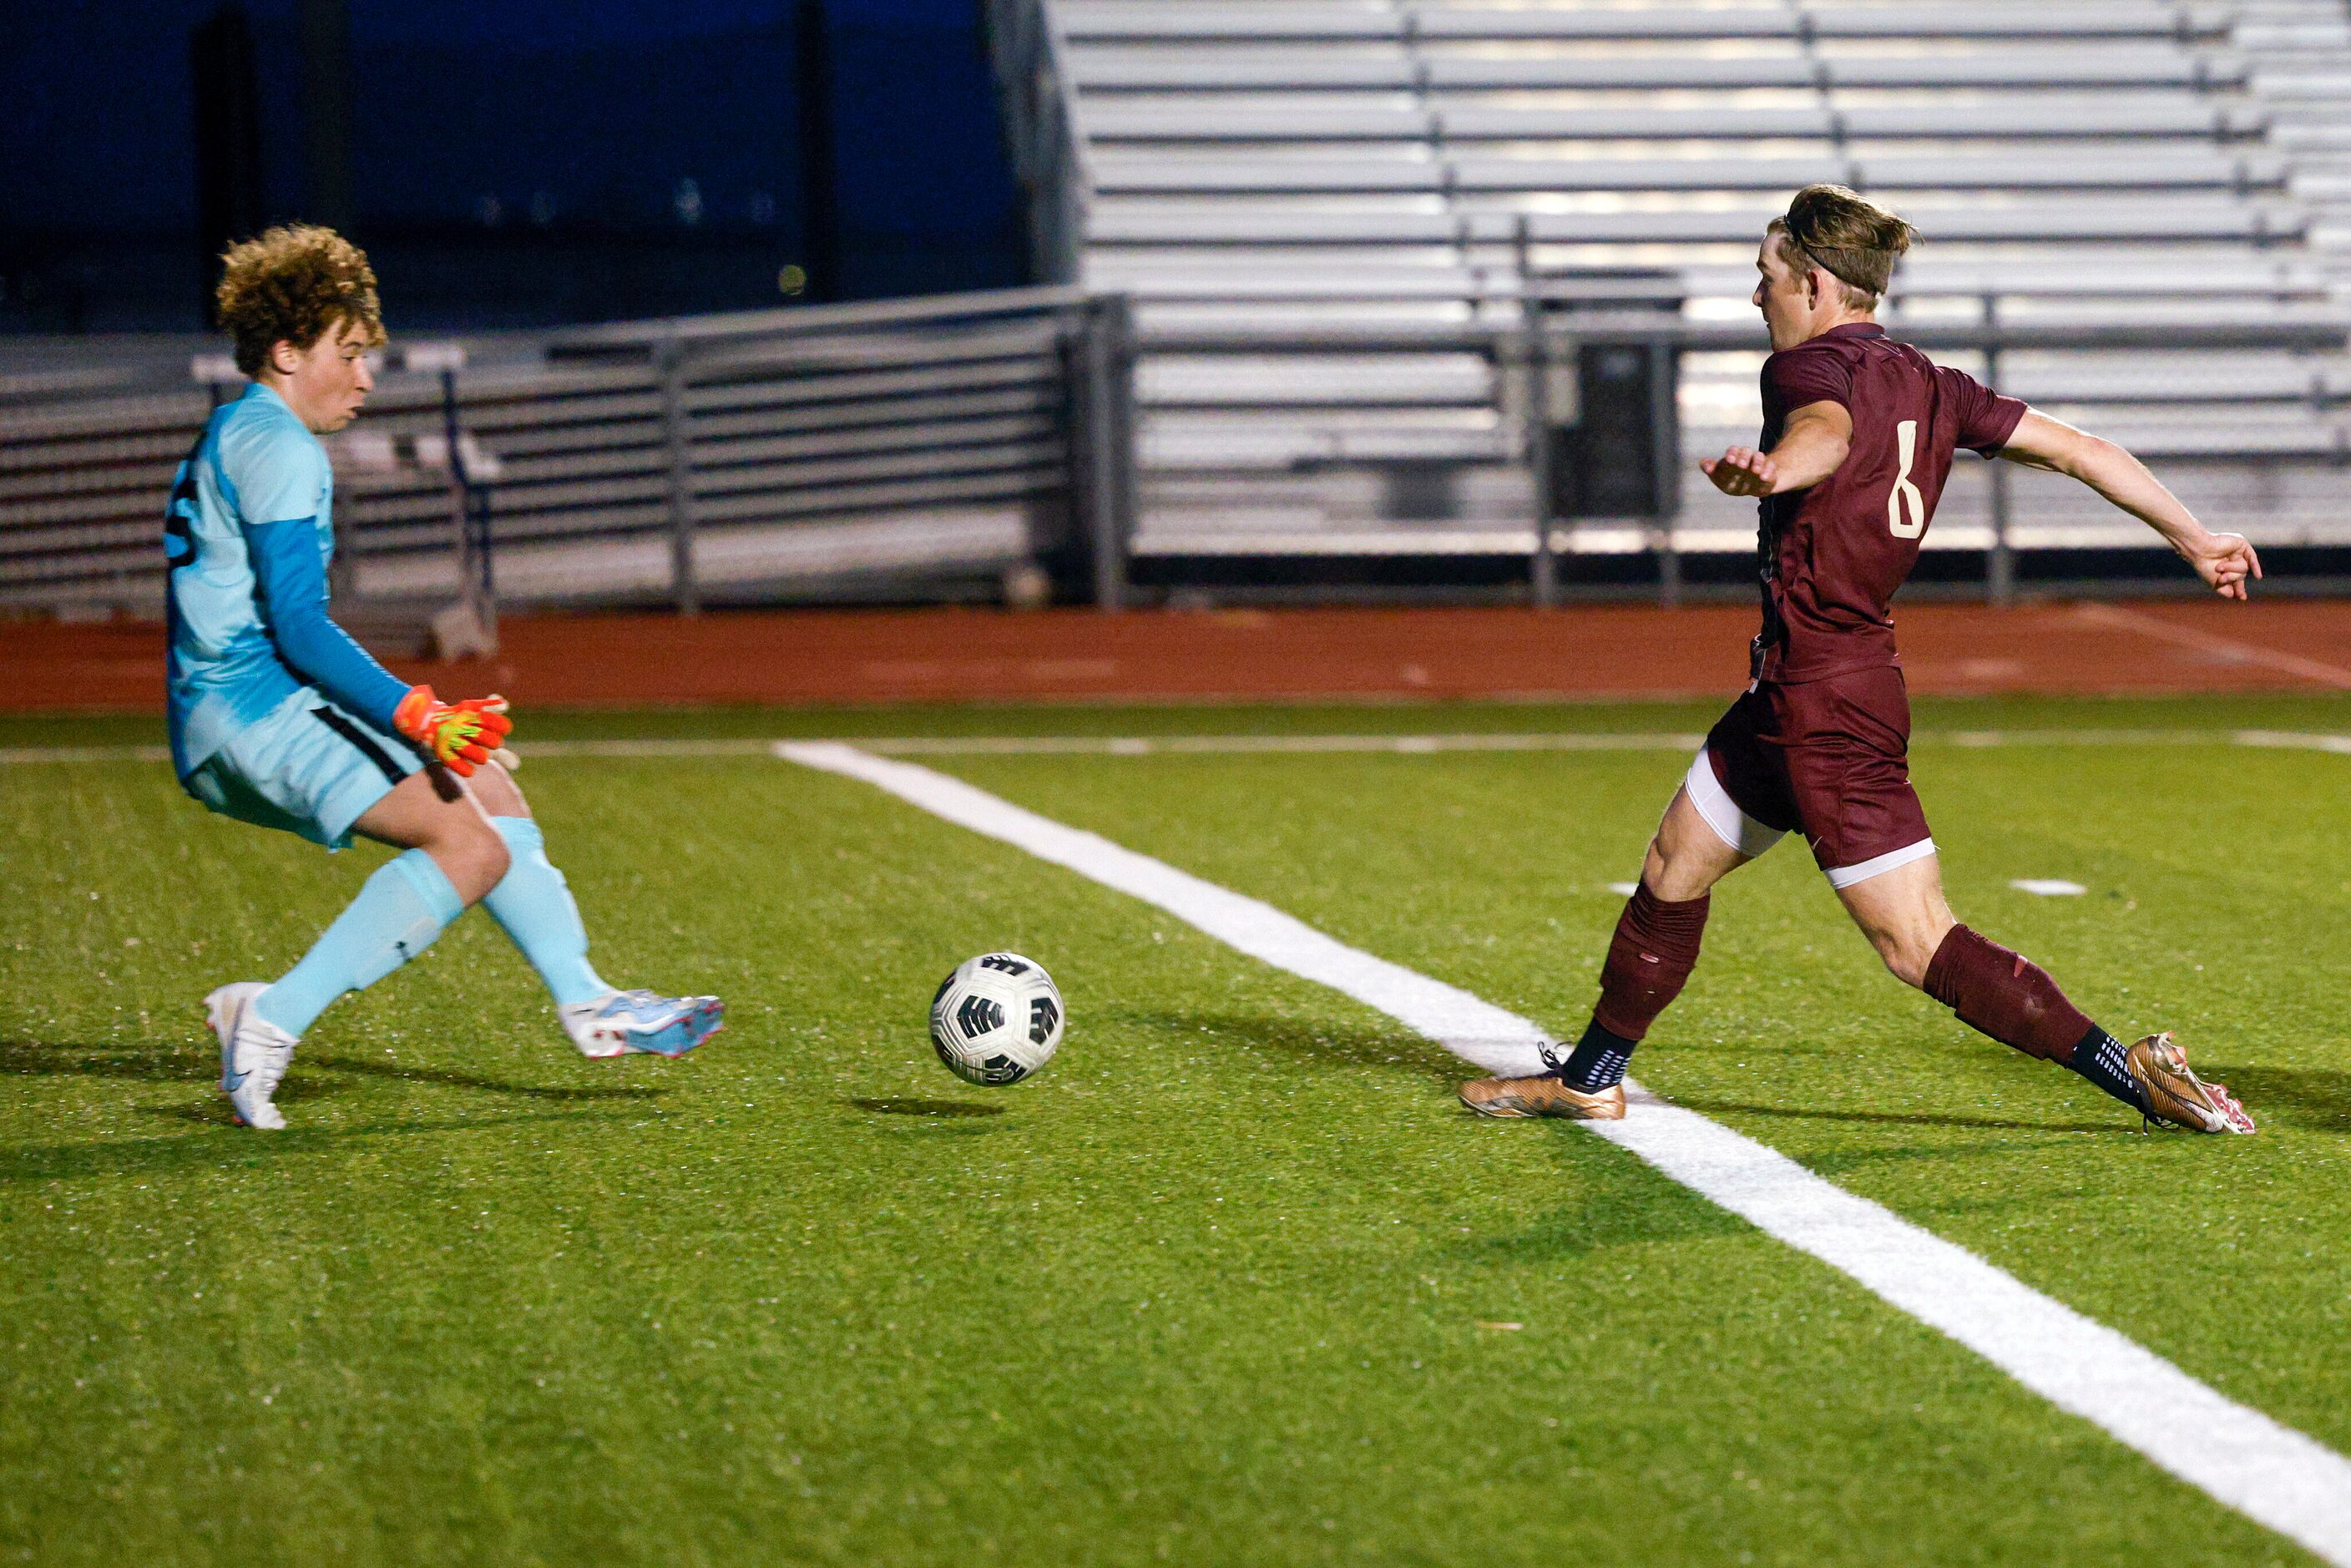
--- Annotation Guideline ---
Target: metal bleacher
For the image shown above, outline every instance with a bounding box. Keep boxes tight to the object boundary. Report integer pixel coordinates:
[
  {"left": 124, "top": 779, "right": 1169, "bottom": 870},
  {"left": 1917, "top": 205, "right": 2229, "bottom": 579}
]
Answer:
[
  {"left": 0, "top": 291, "right": 1137, "bottom": 619},
  {"left": 1026, "top": 0, "right": 2351, "bottom": 579}
]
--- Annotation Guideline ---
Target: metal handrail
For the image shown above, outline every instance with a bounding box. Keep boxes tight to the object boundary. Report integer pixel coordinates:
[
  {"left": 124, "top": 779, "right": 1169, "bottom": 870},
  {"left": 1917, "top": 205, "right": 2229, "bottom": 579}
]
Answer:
[
  {"left": 547, "top": 285, "right": 1095, "bottom": 352},
  {"left": 1136, "top": 318, "right": 2351, "bottom": 356}
]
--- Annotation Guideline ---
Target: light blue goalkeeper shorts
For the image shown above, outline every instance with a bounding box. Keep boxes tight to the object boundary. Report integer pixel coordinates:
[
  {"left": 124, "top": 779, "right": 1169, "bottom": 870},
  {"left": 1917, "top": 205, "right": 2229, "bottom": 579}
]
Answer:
[{"left": 180, "top": 686, "right": 422, "bottom": 850}]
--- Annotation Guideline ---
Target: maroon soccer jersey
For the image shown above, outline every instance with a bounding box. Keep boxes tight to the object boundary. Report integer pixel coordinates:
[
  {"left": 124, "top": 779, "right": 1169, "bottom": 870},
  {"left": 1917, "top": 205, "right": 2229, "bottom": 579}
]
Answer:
[{"left": 1752, "top": 323, "right": 2025, "bottom": 682}]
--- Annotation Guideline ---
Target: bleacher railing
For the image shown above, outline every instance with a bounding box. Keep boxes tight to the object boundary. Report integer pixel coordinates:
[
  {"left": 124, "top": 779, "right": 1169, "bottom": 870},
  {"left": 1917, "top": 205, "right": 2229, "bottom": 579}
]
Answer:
[
  {"left": 1133, "top": 298, "right": 2351, "bottom": 605},
  {"left": 0, "top": 286, "right": 1140, "bottom": 619},
  {"left": 9, "top": 288, "right": 2347, "bottom": 616}
]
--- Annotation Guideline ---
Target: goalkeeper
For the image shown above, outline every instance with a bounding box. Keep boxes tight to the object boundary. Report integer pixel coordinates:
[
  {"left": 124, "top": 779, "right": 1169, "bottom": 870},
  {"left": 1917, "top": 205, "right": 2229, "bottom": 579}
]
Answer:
[{"left": 168, "top": 226, "right": 722, "bottom": 1130}]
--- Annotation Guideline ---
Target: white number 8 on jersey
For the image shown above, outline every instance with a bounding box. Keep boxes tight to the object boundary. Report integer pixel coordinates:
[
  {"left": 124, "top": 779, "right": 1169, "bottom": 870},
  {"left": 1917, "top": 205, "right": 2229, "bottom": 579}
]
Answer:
[{"left": 1887, "top": 418, "right": 1926, "bottom": 539}]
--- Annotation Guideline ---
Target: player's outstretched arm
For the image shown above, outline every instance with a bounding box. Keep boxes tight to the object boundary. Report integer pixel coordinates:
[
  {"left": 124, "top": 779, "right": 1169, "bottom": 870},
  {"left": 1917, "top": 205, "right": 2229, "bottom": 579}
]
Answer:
[
  {"left": 1996, "top": 410, "right": 2263, "bottom": 600},
  {"left": 245, "top": 518, "right": 513, "bottom": 771},
  {"left": 244, "top": 516, "right": 418, "bottom": 726},
  {"left": 1701, "top": 401, "right": 1853, "bottom": 498}
]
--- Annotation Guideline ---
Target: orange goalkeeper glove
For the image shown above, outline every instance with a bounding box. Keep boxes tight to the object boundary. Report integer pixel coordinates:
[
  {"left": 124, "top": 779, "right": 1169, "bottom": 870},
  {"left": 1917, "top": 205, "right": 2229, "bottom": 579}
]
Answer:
[{"left": 392, "top": 685, "right": 513, "bottom": 776}]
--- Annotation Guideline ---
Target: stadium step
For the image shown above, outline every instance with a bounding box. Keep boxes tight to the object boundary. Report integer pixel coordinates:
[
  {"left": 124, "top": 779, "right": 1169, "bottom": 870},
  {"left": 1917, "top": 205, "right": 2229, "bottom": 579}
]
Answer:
[
  {"left": 1065, "top": 45, "right": 2246, "bottom": 94},
  {"left": 1029, "top": 0, "right": 2351, "bottom": 556},
  {"left": 1090, "top": 151, "right": 2291, "bottom": 197},
  {"left": 1085, "top": 98, "right": 2269, "bottom": 144},
  {"left": 1057, "top": 3, "right": 2242, "bottom": 46},
  {"left": 1086, "top": 200, "right": 2304, "bottom": 248}
]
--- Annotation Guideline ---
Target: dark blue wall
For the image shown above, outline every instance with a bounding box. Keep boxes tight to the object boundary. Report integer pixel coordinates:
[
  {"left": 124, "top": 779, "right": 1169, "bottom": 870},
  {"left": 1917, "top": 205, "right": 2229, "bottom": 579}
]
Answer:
[{"left": 0, "top": 0, "right": 1024, "bottom": 329}]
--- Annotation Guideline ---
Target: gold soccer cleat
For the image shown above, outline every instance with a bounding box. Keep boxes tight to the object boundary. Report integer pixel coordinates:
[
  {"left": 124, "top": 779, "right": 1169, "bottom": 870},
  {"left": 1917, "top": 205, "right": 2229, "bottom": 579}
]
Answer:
[
  {"left": 2126, "top": 1032, "right": 2256, "bottom": 1135},
  {"left": 1459, "top": 1070, "right": 1626, "bottom": 1120}
]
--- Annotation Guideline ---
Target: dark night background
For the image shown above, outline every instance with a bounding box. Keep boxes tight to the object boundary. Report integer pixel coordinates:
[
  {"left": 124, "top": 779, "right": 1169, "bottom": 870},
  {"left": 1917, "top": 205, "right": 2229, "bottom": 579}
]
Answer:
[{"left": 0, "top": 0, "right": 1028, "bottom": 331}]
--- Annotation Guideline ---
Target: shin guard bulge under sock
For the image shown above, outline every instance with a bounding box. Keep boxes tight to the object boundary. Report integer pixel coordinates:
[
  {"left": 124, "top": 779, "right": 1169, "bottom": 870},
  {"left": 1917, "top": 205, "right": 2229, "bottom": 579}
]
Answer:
[
  {"left": 1588, "top": 883, "right": 1712, "bottom": 1047},
  {"left": 1921, "top": 924, "right": 2095, "bottom": 1062},
  {"left": 482, "top": 817, "right": 609, "bottom": 1007},
  {"left": 254, "top": 848, "right": 463, "bottom": 1038}
]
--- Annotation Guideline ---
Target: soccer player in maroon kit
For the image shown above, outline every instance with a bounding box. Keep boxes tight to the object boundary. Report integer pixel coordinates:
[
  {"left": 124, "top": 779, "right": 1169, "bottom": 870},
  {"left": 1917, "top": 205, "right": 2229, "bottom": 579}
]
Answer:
[{"left": 1461, "top": 185, "right": 2260, "bottom": 1134}]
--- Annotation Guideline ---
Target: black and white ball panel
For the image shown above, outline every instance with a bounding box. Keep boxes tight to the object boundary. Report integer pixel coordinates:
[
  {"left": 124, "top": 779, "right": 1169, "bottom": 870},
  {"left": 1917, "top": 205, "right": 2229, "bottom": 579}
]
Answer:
[{"left": 928, "top": 952, "right": 1063, "bottom": 1087}]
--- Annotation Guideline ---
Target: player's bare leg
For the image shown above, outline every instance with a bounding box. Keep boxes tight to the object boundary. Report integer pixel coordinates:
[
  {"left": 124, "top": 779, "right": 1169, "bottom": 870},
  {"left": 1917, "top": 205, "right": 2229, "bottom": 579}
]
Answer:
[
  {"left": 1640, "top": 785, "right": 1752, "bottom": 901},
  {"left": 463, "top": 756, "right": 529, "bottom": 818},
  {"left": 1837, "top": 853, "right": 2252, "bottom": 1133},
  {"left": 1826, "top": 850, "right": 1953, "bottom": 989},
  {"left": 1462, "top": 787, "right": 1747, "bottom": 1118},
  {"left": 351, "top": 767, "right": 514, "bottom": 900}
]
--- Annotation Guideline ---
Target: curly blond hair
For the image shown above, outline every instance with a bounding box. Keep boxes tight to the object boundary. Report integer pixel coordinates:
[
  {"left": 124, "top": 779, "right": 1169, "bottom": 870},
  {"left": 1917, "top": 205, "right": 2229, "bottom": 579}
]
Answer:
[
  {"left": 1767, "top": 185, "right": 1918, "bottom": 311},
  {"left": 215, "top": 225, "right": 386, "bottom": 376}
]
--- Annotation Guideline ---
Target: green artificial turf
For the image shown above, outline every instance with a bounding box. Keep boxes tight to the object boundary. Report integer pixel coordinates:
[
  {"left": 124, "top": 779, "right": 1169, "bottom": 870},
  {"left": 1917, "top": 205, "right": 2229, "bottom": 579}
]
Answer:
[{"left": 2, "top": 695, "right": 2346, "bottom": 1565}]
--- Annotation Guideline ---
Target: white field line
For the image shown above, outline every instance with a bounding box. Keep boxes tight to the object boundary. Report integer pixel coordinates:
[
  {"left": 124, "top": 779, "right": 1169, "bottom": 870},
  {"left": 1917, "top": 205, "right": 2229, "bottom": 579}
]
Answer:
[
  {"left": 848, "top": 732, "right": 1711, "bottom": 756},
  {"left": 505, "top": 737, "right": 781, "bottom": 759},
  {"left": 2237, "top": 730, "right": 2351, "bottom": 756},
  {"left": 819, "top": 729, "right": 2351, "bottom": 758},
  {"left": 2076, "top": 603, "right": 2351, "bottom": 692},
  {"left": 0, "top": 738, "right": 789, "bottom": 766},
  {"left": 777, "top": 737, "right": 2351, "bottom": 1566},
  {"left": 3, "top": 729, "right": 2346, "bottom": 766},
  {"left": 0, "top": 744, "right": 174, "bottom": 764}
]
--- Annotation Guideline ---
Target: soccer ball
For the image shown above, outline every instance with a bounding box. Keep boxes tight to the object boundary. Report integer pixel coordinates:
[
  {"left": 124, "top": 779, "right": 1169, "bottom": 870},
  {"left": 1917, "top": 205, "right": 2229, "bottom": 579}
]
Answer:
[{"left": 928, "top": 953, "right": 1064, "bottom": 1086}]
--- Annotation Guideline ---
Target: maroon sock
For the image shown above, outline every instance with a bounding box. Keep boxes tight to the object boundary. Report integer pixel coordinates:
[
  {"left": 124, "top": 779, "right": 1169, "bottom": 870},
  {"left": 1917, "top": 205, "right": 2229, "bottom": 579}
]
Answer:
[
  {"left": 1590, "top": 884, "right": 1711, "bottom": 1043},
  {"left": 1921, "top": 924, "right": 2094, "bottom": 1062}
]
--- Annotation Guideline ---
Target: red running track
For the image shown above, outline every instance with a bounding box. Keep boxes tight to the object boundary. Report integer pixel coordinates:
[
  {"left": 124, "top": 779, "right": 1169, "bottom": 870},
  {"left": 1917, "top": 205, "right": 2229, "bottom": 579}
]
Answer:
[{"left": 3, "top": 600, "right": 2348, "bottom": 712}]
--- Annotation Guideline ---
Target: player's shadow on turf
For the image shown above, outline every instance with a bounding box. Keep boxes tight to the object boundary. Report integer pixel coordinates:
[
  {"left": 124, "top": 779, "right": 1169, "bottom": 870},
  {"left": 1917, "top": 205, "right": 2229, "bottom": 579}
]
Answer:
[
  {"left": 0, "top": 1039, "right": 215, "bottom": 1083},
  {"left": 0, "top": 1107, "right": 638, "bottom": 1183},
  {"left": 0, "top": 1042, "right": 661, "bottom": 1105},
  {"left": 1671, "top": 1096, "right": 2116, "bottom": 1136},
  {"left": 2184, "top": 1065, "right": 2351, "bottom": 1131},
  {"left": 307, "top": 1055, "right": 664, "bottom": 1103},
  {"left": 1458, "top": 1146, "right": 1750, "bottom": 1262},
  {"left": 0, "top": 1039, "right": 358, "bottom": 1108},
  {"left": 847, "top": 1096, "right": 1005, "bottom": 1118},
  {"left": 1131, "top": 1010, "right": 1467, "bottom": 1080}
]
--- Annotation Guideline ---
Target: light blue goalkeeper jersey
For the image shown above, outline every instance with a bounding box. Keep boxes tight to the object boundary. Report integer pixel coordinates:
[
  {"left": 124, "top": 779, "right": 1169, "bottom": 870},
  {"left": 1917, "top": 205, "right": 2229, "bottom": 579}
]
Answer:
[{"left": 164, "top": 382, "right": 411, "bottom": 778}]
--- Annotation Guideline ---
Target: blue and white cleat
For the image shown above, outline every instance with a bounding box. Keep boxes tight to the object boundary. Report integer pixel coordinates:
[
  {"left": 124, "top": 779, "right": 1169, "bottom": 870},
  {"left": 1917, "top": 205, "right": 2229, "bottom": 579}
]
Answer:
[
  {"left": 559, "top": 989, "right": 725, "bottom": 1059},
  {"left": 205, "top": 981, "right": 298, "bottom": 1130}
]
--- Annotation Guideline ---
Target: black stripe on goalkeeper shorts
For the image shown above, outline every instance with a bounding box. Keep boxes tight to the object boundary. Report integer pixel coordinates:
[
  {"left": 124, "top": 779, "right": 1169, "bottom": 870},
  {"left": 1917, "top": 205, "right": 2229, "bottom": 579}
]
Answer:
[{"left": 311, "top": 706, "right": 410, "bottom": 786}]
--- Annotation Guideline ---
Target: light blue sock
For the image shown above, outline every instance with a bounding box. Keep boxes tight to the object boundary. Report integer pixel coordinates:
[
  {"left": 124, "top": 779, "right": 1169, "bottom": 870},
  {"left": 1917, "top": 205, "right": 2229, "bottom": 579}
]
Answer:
[
  {"left": 254, "top": 849, "right": 463, "bottom": 1038},
  {"left": 483, "top": 817, "right": 609, "bottom": 1007}
]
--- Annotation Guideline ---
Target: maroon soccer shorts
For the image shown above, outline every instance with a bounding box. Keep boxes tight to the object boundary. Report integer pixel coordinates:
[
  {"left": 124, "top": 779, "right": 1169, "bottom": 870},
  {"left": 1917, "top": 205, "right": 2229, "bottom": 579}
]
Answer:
[{"left": 1685, "top": 665, "right": 1937, "bottom": 888}]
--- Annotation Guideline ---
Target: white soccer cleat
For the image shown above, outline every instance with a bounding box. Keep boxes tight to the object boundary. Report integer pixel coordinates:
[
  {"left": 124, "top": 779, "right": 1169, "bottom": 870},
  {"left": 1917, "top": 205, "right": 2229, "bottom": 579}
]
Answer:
[
  {"left": 205, "top": 982, "right": 298, "bottom": 1130},
  {"left": 559, "top": 989, "right": 725, "bottom": 1059}
]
